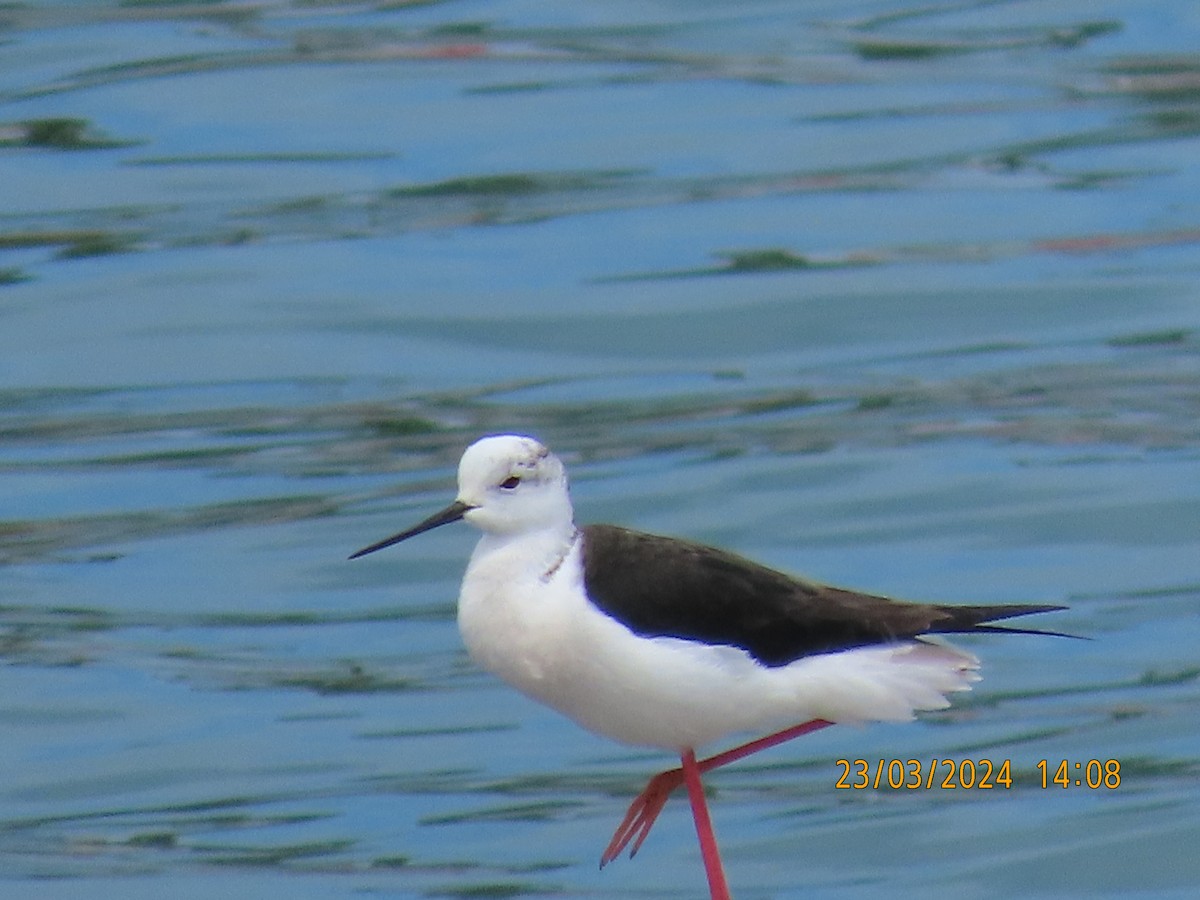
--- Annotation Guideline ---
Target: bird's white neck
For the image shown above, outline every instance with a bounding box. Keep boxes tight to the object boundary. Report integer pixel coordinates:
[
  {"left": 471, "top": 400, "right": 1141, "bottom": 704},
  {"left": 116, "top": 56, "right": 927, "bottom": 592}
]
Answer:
[{"left": 469, "top": 522, "right": 579, "bottom": 581}]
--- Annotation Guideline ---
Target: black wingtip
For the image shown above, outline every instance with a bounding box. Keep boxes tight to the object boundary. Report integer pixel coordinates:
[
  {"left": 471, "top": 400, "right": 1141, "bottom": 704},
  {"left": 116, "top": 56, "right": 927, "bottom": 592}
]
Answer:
[
  {"left": 969, "top": 624, "right": 1087, "bottom": 640},
  {"left": 981, "top": 603, "right": 1069, "bottom": 621},
  {"left": 967, "top": 604, "right": 1081, "bottom": 640}
]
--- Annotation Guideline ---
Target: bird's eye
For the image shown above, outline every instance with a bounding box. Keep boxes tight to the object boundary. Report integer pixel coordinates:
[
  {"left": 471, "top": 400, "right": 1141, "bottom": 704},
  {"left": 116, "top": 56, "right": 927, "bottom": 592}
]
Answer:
[{"left": 499, "top": 475, "right": 521, "bottom": 490}]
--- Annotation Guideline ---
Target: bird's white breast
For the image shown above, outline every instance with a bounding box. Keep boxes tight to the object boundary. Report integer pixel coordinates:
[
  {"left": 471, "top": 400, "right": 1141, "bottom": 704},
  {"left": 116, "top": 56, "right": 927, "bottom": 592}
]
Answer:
[{"left": 457, "top": 527, "right": 585, "bottom": 708}]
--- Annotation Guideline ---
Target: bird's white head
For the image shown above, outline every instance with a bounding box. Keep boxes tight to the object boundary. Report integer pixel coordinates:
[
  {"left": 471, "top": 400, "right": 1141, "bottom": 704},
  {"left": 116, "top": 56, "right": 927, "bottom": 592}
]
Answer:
[
  {"left": 349, "top": 434, "right": 573, "bottom": 559},
  {"left": 455, "top": 435, "right": 572, "bottom": 535}
]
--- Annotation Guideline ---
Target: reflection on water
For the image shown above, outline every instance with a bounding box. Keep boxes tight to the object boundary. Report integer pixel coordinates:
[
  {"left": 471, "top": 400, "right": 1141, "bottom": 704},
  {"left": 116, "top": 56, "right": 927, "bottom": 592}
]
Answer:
[{"left": 2, "top": 1, "right": 1199, "bottom": 897}]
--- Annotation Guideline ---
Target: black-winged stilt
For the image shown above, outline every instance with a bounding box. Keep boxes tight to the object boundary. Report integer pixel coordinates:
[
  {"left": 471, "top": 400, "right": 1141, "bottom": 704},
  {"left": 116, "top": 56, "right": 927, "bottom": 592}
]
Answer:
[{"left": 351, "top": 434, "right": 1066, "bottom": 899}]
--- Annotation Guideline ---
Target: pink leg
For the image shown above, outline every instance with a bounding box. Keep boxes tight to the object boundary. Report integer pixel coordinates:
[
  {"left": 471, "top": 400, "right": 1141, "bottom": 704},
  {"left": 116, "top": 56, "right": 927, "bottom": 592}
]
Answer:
[
  {"left": 681, "top": 748, "right": 731, "bottom": 900},
  {"left": 601, "top": 718, "right": 833, "bottom": 866}
]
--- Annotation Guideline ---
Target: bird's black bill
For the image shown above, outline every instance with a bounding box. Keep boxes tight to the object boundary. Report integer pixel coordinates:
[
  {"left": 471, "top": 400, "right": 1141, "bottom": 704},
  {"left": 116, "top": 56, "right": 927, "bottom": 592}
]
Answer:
[{"left": 349, "top": 500, "right": 472, "bottom": 560}]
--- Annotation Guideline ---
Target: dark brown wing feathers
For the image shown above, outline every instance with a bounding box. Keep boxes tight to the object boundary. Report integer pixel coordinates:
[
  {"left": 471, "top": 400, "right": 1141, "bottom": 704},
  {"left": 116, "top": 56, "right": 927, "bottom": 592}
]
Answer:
[{"left": 580, "top": 525, "right": 1066, "bottom": 667}]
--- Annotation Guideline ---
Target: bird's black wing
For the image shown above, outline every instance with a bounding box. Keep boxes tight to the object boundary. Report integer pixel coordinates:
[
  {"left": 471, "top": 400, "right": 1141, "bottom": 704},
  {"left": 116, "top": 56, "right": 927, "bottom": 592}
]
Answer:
[{"left": 580, "top": 525, "right": 1066, "bottom": 667}]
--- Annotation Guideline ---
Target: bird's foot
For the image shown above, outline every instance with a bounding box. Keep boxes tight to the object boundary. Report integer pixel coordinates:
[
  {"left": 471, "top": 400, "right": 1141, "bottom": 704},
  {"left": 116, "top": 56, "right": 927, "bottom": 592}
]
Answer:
[{"left": 599, "top": 766, "right": 684, "bottom": 867}]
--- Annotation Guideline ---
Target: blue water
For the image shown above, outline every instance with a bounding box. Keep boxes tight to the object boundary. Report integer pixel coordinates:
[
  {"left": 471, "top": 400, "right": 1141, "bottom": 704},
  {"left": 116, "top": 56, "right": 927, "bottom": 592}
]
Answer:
[{"left": 2, "top": 2, "right": 1199, "bottom": 897}]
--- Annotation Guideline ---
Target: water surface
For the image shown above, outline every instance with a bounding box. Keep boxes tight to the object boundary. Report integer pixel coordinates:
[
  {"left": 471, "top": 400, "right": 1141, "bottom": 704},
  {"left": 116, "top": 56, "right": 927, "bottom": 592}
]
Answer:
[{"left": 2, "top": 1, "right": 1199, "bottom": 897}]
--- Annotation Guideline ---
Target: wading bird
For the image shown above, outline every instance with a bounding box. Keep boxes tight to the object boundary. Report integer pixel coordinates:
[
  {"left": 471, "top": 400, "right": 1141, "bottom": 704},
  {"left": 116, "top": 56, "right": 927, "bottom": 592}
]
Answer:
[{"left": 351, "top": 434, "right": 1065, "bottom": 899}]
